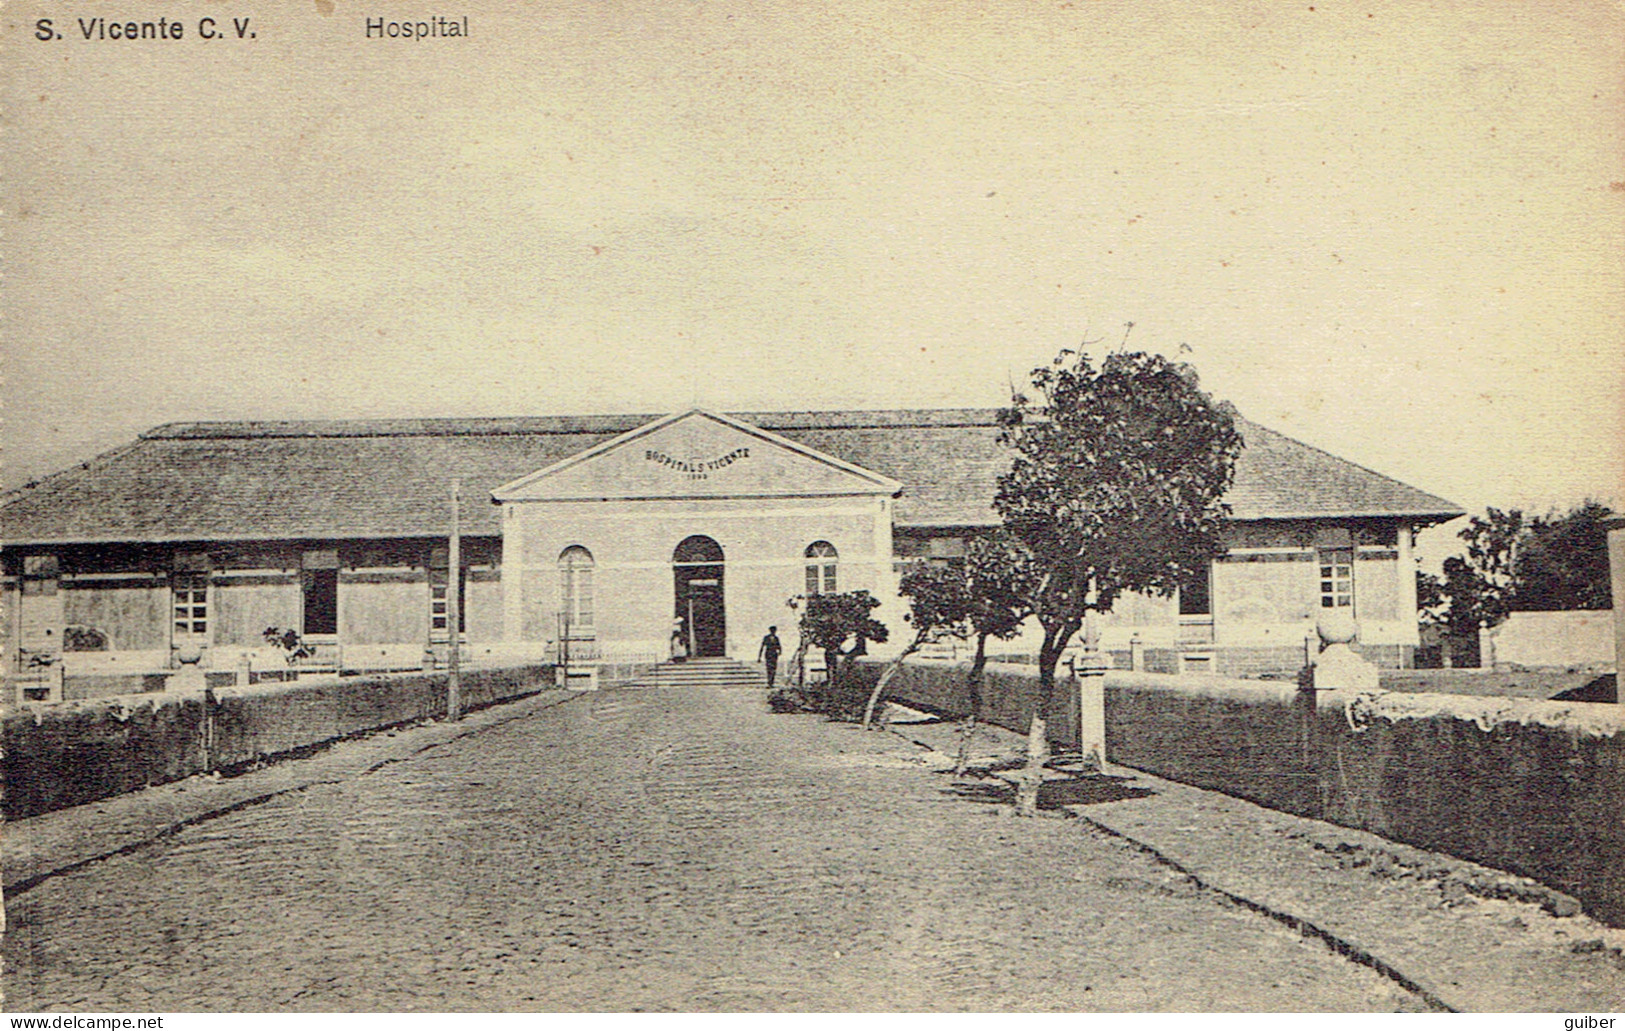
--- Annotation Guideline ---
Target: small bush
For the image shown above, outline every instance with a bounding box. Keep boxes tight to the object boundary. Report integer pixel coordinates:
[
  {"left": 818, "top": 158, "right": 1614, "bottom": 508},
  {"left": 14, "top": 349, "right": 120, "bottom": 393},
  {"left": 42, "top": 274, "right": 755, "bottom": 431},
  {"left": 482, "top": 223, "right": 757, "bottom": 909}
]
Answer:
[
  {"left": 768, "top": 686, "right": 820, "bottom": 713},
  {"left": 768, "top": 676, "right": 887, "bottom": 724}
]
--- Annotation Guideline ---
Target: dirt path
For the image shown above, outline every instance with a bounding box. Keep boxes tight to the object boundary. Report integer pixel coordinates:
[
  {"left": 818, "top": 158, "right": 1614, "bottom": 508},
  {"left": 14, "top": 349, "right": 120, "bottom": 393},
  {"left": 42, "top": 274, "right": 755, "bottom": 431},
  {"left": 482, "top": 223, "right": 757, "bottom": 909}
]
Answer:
[{"left": 5, "top": 688, "right": 1427, "bottom": 1011}]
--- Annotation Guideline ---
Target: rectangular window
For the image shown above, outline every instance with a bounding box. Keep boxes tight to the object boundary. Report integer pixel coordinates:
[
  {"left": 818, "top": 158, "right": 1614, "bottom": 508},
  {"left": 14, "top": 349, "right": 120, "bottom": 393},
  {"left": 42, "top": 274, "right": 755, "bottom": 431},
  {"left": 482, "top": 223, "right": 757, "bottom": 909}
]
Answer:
[
  {"left": 303, "top": 568, "right": 339, "bottom": 636},
  {"left": 927, "top": 537, "right": 967, "bottom": 560},
  {"left": 431, "top": 580, "right": 448, "bottom": 632},
  {"left": 172, "top": 578, "right": 208, "bottom": 638},
  {"left": 22, "top": 554, "right": 60, "bottom": 596},
  {"left": 23, "top": 554, "right": 61, "bottom": 577},
  {"left": 805, "top": 562, "right": 837, "bottom": 594},
  {"left": 1319, "top": 548, "right": 1354, "bottom": 609},
  {"left": 574, "top": 568, "right": 594, "bottom": 630},
  {"left": 1178, "top": 563, "right": 1212, "bottom": 616},
  {"left": 430, "top": 568, "right": 466, "bottom": 636}
]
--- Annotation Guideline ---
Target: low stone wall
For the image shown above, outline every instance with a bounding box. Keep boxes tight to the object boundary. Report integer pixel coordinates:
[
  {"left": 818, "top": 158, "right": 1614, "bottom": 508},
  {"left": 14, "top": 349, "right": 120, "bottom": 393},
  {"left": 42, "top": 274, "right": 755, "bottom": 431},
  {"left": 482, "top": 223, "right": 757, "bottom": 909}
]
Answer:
[
  {"left": 1488, "top": 610, "right": 1615, "bottom": 669},
  {"left": 1103, "top": 671, "right": 1319, "bottom": 816},
  {"left": 1316, "top": 690, "right": 1625, "bottom": 927},
  {"left": 63, "top": 673, "right": 170, "bottom": 701},
  {"left": 846, "top": 660, "right": 1076, "bottom": 747},
  {"left": 3, "top": 664, "right": 554, "bottom": 821},
  {"left": 855, "top": 657, "right": 1625, "bottom": 926},
  {"left": 1378, "top": 667, "right": 1605, "bottom": 701}
]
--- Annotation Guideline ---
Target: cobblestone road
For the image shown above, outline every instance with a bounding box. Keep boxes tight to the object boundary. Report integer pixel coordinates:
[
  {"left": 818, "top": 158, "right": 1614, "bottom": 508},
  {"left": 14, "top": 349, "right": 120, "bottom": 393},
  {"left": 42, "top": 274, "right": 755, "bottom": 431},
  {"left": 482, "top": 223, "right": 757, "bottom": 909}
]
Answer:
[{"left": 5, "top": 689, "right": 1428, "bottom": 1011}]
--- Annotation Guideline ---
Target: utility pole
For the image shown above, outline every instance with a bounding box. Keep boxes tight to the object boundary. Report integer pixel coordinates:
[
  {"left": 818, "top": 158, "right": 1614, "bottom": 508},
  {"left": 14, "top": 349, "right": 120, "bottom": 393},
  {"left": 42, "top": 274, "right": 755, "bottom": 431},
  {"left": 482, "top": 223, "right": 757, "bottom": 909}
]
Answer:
[
  {"left": 447, "top": 479, "right": 462, "bottom": 720},
  {"left": 559, "top": 611, "right": 570, "bottom": 686}
]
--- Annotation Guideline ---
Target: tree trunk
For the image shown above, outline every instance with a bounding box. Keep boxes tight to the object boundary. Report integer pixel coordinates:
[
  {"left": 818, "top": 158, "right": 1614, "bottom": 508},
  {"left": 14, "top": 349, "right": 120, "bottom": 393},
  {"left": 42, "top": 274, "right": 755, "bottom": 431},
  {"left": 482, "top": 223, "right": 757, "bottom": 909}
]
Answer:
[
  {"left": 791, "top": 640, "right": 809, "bottom": 689},
  {"left": 861, "top": 643, "right": 916, "bottom": 730},
  {"left": 1015, "top": 709, "right": 1048, "bottom": 816},
  {"left": 1015, "top": 623, "right": 1076, "bottom": 816},
  {"left": 953, "top": 632, "right": 990, "bottom": 777}
]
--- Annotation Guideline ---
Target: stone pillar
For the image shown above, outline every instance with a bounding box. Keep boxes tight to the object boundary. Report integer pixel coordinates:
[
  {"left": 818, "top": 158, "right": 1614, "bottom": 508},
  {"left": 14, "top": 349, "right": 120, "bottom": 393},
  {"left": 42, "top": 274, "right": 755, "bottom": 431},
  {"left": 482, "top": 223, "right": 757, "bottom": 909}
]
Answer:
[
  {"left": 1129, "top": 632, "right": 1144, "bottom": 672},
  {"left": 500, "top": 502, "right": 525, "bottom": 646},
  {"left": 1478, "top": 622, "right": 1497, "bottom": 670},
  {"left": 171, "top": 643, "right": 207, "bottom": 694},
  {"left": 1397, "top": 524, "right": 1419, "bottom": 648},
  {"left": 1076, "top": 651, "right": 1109, "bottom": 772},
  {"left": 170, "top": 663, "right": 207, "bottom": 694},
  {"left": 1312, "top": 611, "right": 1379, "bottom": 692}
]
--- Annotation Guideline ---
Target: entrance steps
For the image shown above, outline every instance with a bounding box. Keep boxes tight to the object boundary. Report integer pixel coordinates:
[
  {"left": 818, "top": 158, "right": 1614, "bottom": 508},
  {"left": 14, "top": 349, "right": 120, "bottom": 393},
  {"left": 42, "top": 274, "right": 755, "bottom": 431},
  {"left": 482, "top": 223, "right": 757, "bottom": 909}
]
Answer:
[{"left": 651, "top": 657, "right": 767, "bottom": 690}]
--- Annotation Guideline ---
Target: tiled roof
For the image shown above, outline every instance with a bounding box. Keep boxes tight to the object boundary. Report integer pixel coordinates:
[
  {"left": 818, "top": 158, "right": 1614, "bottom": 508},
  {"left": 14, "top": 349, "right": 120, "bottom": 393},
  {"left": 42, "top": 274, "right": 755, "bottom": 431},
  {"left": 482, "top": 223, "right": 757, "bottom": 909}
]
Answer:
[{"left": 1, "top": 410, "right": 1462, "bottom": 544}]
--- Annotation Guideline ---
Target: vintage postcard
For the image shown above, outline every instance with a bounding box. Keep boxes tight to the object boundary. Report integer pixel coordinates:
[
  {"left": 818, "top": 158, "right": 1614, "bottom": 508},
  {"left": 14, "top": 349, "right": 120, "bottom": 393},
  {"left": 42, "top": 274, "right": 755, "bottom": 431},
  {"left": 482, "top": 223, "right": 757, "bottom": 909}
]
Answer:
[{"left": 2, "top": 0, "right": 1622, "bottom": 1018}]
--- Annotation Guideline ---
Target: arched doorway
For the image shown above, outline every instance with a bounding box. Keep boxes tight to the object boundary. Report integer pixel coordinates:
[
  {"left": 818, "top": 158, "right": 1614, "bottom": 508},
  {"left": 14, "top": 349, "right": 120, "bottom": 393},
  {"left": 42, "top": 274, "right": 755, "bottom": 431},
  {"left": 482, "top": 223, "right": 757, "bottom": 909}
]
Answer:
[{"left": 673, "top": 535, "right": 726, "bottom": 658}]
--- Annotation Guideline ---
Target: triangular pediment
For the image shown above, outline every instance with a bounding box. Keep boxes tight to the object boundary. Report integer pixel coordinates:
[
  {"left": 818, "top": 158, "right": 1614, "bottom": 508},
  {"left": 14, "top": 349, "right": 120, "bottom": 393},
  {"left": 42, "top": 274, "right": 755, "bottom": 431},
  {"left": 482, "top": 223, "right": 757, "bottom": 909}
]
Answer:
[{"left": 492, "top": 410, "right": 903, "bottom": 502}]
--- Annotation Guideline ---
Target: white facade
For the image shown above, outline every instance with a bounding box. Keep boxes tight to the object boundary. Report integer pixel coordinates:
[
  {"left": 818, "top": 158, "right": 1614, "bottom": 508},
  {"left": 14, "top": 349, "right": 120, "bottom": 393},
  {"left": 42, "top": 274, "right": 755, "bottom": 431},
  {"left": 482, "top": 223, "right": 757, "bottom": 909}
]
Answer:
[{"left": 493, "top": 410, "right": 902, "bottom": 665}]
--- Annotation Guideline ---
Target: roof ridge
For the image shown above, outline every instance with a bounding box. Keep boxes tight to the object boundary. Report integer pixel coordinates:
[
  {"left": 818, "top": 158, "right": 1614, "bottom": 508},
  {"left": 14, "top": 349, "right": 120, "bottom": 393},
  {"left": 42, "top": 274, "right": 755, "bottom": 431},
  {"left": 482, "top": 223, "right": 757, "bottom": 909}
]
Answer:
[
  {"left": 139, "top": 408, "right": 1011, "bottom": 440},
  {"left": 143, "top": 414, "right": 664, "bottom": 440}
]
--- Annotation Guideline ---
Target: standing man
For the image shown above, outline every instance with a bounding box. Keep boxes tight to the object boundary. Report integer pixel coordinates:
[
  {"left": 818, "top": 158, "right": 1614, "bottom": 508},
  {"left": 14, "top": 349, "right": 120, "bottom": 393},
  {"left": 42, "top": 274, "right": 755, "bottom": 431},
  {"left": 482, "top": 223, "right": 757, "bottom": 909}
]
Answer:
[{"left": 757, "top": 625, "right": 782, "bottom": 689}]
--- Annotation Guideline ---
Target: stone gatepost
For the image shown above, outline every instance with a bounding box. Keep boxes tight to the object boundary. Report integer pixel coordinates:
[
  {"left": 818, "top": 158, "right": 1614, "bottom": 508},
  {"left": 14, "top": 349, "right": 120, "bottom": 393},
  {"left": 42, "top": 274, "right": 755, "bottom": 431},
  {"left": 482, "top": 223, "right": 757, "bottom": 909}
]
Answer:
[
  {"left": 1478, "top": 621, "right": 1498, "bottom": 670},
  {"left": 170, "top": 644, "right": 208, "bottom": 694},
  {"left": 1311, "top": 611, "right": 1379, "bottom": 692},
  {"left": 1128, "top": 633, "right": 1144, "bottom": 672},
  {"left": 1075, "top": 650, "right": 1110, "bottom": 772}
]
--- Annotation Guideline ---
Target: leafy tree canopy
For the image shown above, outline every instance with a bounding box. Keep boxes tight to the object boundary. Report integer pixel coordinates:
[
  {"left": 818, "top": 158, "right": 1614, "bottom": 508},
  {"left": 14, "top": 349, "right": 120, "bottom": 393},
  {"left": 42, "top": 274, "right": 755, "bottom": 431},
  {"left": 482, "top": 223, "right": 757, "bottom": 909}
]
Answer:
[
  {"left": 1421, "top": 501, "right": 1614, "bottom": 634},
  {"left": 897, "top": 563, "right": 974, "bottom": 646},
  {"left": 795, "top": 590, "right": 889, "bottom": 662},
  {"left": 1514, "top": 500, "right": 1614, "bottom": 611},
  {"left": 996, "top": 348, "right": 1242, "bottom": 637},
  {"left": 964, "top": 530, "right": 1037, "bottom": 643}
]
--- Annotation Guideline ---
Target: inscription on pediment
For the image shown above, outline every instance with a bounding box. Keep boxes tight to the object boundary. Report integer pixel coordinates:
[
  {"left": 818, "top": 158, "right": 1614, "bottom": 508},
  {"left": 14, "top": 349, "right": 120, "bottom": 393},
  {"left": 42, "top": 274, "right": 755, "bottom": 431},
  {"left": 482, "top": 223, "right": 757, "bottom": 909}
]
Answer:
[
  {"left": 644, "top": 446, "right": 750, "bottom": 480},
  {"left": 493, "top": 410, "right": 899, "bottom": 501}
]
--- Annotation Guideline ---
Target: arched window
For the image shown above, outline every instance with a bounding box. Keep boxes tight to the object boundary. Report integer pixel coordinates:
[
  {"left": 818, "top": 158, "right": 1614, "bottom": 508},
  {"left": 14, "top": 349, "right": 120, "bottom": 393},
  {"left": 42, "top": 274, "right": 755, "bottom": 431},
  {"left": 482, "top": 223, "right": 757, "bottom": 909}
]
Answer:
[
  {"left": 805, "top": 541, "right": 838, "bottom": 595},
  {"left": 559, "top": 546, "right": 595, "bottom": 635}
]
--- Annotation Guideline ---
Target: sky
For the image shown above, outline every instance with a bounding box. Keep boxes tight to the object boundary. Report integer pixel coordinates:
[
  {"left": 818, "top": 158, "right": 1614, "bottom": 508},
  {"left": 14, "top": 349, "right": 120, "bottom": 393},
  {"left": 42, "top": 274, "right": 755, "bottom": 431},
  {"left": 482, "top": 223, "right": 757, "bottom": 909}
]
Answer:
[{"left": 3, "top": 0, "right": 1622, "bottom": 564}]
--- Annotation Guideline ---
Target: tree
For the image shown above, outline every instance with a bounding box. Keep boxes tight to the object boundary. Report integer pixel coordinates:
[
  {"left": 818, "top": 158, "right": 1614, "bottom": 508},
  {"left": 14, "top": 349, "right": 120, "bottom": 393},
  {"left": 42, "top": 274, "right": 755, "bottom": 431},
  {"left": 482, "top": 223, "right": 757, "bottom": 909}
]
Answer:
[
  {"left": 1415, "top": 569, "right": 1445, "bottom": 626},
  {"left": 795, "top": 590, "right": 889, "bottom": 711},
  {"left": 263, "top": 626, "right": 316, "bottom": 665},
  {"left": 860, "top": 563, "right": 972, "bottom": 729},
  {"left": 1453, "top": 507, "right": 1525, "bottom": 630},
  {"left": 1513, "top": 500, "right": 1614, "bottom": 611},
  {"left": 1423, "top": 502, "right": 1613, "bottom": 651},
  {"left": 996, "top": 348, "right": 1241, "bottom": 815},
  {"left": 953, "top": 531, "right": 1038, "bottom": 776}
]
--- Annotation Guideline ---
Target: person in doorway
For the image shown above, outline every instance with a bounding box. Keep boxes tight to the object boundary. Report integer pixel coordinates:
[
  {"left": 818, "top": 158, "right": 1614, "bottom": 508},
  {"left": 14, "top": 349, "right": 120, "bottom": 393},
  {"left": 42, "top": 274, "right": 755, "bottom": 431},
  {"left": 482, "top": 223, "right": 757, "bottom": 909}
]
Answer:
[
  {"left": 670, "top": 620, "right": 689, "bottom": 663},
  {"left": 757, "top": 625, "right": 782, "bottom": 689}
]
